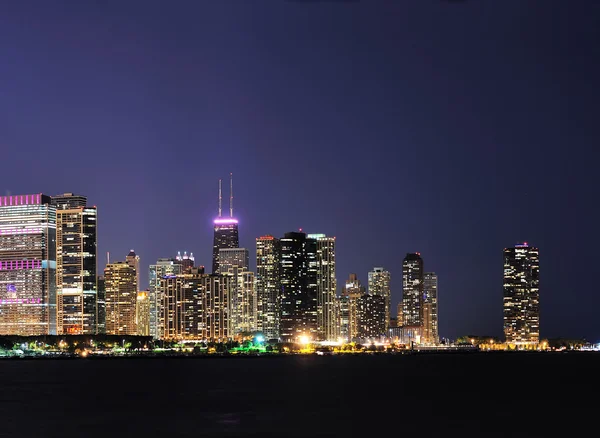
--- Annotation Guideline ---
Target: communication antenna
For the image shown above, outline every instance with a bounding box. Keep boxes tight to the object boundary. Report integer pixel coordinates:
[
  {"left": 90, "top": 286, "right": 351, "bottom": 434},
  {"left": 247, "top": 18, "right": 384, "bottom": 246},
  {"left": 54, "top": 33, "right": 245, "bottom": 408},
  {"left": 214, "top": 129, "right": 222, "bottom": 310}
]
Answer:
[
  {"left": 229, "top": 172, "right": 233, "bottom": 217},
  {"left": 107, "top": 252, "right": 110, "bottom": 265},
  {"left": 218, "top": 179, "right": 222, "bottom": 217}
]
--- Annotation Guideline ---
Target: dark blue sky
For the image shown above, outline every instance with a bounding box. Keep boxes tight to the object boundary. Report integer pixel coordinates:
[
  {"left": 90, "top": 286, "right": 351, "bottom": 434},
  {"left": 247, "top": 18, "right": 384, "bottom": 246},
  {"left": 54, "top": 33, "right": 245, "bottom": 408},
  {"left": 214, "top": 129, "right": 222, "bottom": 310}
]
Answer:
[{"left": 1, "top": 1, "right": 598, "bottom": 340}]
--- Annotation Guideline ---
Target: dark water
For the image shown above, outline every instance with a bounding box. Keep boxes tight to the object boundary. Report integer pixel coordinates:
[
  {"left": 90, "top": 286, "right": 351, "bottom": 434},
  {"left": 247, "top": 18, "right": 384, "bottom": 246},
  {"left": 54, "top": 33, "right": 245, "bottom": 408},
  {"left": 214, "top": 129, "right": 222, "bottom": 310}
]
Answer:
[{"left": 0, "top": 352, "right": 598, "bottom": 437}]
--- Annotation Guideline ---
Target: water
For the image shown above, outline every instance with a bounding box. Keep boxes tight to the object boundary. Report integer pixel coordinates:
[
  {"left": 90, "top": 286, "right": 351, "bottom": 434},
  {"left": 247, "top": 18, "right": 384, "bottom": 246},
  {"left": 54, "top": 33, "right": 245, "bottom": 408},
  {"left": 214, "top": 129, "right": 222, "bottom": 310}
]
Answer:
[{"left": 0, "top": 352, "right": 597, "bottom": 437}]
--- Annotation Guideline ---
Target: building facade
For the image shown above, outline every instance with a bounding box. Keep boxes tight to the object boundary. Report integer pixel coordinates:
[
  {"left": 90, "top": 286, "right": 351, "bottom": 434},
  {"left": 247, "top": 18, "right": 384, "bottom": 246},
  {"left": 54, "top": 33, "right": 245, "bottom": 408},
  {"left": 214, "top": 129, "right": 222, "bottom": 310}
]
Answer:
[
  {"left": 422, "top": 272, "right": 438, "bottom": 344},
  {"left": 308, "top": 234, "right": 336, "bottom": 341},
  {"left": 402, "top": 253, "right": 424, "bottom": 327},
  {"left": 104, "top": 261, "right": 137, "bottom": 335},
  {"left": 136, "top": 291, "right": 150, "bottom": 336},
  {"left": 356, "top": 293, "right": 386, "bottom": 339},
  {"left": 97, "top": 275, "right": 106, "bottom": 334},
  {"left": 126, "top": 250, "right": 140, "bottom": 292},
  {"left": 503, "top": 243, "right": 539, "bottom": 345},
  {"left": 53, "top": 193, "right": 97, "bottom": 335},
  {"left": 148, "top": 258, "right": 183, "bottom": 339},
  {"left": 0, "top": 194, "right": 57, "bottom": 335},
  {"left": 342, "top": 273, "right": 365, "bottom": 342},
  {"left": 219, "top": 248, "right": 255, "bottom": 336},
  {"left": 256, "top": 235, "right": 281, "bottom": 340},
  {"left": 280, "top": 232, "right": 317, "bottom": 343},
  {"left": 368, "top": 267, "right": 391, "bottom": 331}
]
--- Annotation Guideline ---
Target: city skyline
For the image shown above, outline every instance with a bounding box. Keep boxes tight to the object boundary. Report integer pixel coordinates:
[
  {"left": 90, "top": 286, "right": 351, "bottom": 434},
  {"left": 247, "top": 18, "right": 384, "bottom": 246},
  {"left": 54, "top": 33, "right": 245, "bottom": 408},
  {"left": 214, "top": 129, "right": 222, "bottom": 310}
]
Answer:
[{"left": 1, "top": 2, "right": 597, "bottom": 341}]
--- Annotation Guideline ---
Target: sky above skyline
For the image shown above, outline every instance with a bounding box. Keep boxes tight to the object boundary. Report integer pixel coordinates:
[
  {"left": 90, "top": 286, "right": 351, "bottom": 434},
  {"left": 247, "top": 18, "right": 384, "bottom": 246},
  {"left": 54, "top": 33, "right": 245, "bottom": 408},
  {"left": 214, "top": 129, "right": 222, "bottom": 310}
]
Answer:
[{"left": 1, "top": 1, "right": 598, "bottom": 340}]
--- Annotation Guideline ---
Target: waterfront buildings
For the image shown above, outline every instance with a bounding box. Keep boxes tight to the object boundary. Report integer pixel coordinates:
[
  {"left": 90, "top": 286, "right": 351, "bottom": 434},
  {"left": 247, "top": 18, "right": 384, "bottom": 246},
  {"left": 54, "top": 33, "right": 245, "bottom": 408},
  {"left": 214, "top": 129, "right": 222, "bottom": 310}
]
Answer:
[
  {"left": 212, "top": 176, "right": 239, "bottom": 274},
  {"left": 368, "top": 267, "right": 391, "bottom": 331},
  {"left": 148, "top": 258, "right": 183, "bottom": 339},
  {"left": 219, "top": 248, "right": 255, "bottom": 336},
  {"left": 402, "top": 253, "right": 424, "bottom": 327},
  {"left": 423, "top": 272, "right": 438, "bottom": 344},
  {"left": 104, "top": 261, "right": 137, "bottom": 335},
  {"left": 136, "top": 291, "right": 150, "bottom": 336},
  {"left": 0, "top": 194, "right": 57, "bottom": 335},
  {"left": 308, "top": 234, "right": 336, "bottom": 341},
  {"left": 356, "top": 293, "right": 386, "bottom": 339},
  {"left": 53, "top": 193, "right": 97, "bottom": 335},
  {"left": 97, "top": 275, "right": 106, "bottom": 334},
  {"left": 503, "top": 243, "right": 540, "bottom": 345},
  {"left": 256, "top": 235, "right": 281, "bottom": 340},
  {"left": 280, "top": 231, "right": 317, "bottom": 343},
  {"left": 341, "top": 273, "right": 365, "bottom": 341}
]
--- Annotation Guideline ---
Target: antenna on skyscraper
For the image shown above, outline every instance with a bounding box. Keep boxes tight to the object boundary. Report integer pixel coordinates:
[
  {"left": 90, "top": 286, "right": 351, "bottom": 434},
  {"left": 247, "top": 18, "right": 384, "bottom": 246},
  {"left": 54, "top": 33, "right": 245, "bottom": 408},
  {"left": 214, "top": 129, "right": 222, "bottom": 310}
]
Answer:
[
  {"left": 107, "top": 252, "right": 110, "bottom": 265},
  {"left": 218, "top": 179, "right": 222, "bottom": 217},
  {"left": 229, "top": 172, "right": 233, "bottom": 217}
]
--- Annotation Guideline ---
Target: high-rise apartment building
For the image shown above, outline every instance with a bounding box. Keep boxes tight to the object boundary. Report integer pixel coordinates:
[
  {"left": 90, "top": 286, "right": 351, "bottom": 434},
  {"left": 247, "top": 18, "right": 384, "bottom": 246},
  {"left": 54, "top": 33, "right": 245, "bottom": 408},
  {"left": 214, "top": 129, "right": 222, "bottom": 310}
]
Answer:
[
  {"left": 423, "top": 272, "right": 438, "bottom": 344},
  {"left": 148, "top": 258, "right": 183, "bottom": 339},
  {"left": 52, "top": 193, "right": 97, "bottom": 335},
  {"left": 308, "top": 234, "right": 336, "bottom": 341},
  {"left": 0, "top": 194, "right": 57, "bottom": 335},
  {"left": 503, "top": 243, "right": 539, "bottom": 345},
  {"left": 280, "top": 231, "right": 317, "bottom": 343},
  {"left": 212, "top": 176, "right": 239, "bottom": 274},
  {"left": 342, "top": 273, "right": 365, "bottom": 342},
  {"left": 97, "top": 275, "right": 106, "bottom": 334},
  {"left": 402, "top": 253, "right": 424, "bottom": 327},
  {"left": 126, "top": 250, "right": 140, "bottom": 292},
  {"left": 104, "top": 261, "right": 137, "bottom": 335},
  {"left": 368, "top": 267, "right": 391, "bottom": 331},
  {"left": 136, "top": 291, "right": 150, "bottom": 336},
  {"left": 256, "top": 235, "right": 281, "bottom": 340},
  {"left": 219, "top": 248, "right": 255, "bottom": 335},
  {"left": 357, "top": 294, "right": 386, "bottom": 339},
  {"left": 158, "top": 271, "right": 231, "bottom": 341}
]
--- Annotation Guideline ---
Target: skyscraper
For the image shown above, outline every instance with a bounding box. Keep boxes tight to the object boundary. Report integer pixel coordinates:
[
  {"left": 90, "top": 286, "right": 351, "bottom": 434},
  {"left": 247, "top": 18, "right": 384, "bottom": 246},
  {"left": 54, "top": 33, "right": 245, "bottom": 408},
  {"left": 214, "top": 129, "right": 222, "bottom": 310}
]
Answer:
[
  {"left": 219, "top": 248, "right": 255, "bottom": 335},
  {"left": 0, "top": 194, "right": 57, "bottom": 335},
  {"left": 175, "top": 251, "right": 195, "bottom": 273},
  {"left": 402, "top": 253, "right": 424, "bottom": 327},
  {"left": 423, "top": 272, "right": 438, "bottom": 344},
  {"left": 148, "top": 258, "right": 183, "bottom": 339},
  {"left": 256, "top": 235, "right": 281, "bottom": 340},
  {"left": 104, "top": 261, "right": 137, "bottom": 335},
  {"left": 341, "top": 273, "right": 365, "bottom": 341},
  {"left": 368, "top": 267, "right": 391, "bottom": 331},
  {"left": 356, "top": 294, "right": 387, "bottom": 339},
  {"left": 97, "top": 275, "right": 106, "bottom": 334},
  {"left": 126, "top": 250, "right": 140, "bottom": 291},
  {"left": 136, "top": 291, "right": 150, "bottom": 336},
  {"left": 503, "top": 243, "right": 539, "bottom": 345},
  {"left": 280, "top": 231, "right": 317, "bottom": 343},
  {"left": 308, "top": 234, "right": 336, "bottom": 341},
  {"left": 212, "top": 175, "right": 239, "bottom": 274},
  {"left": 53, "top": 193, "right": 97, "bottom": 335}
]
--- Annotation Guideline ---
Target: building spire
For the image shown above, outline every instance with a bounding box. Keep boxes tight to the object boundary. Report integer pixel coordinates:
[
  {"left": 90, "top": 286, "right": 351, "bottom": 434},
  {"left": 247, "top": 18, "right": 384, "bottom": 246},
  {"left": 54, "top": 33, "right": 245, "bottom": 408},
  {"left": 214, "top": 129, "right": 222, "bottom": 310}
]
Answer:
[
  {"left": 218, "top": 178, "right": 222, "bottom": 217},
  {"left": 229, "top": 172, "right": 233, "bottom": 218}
]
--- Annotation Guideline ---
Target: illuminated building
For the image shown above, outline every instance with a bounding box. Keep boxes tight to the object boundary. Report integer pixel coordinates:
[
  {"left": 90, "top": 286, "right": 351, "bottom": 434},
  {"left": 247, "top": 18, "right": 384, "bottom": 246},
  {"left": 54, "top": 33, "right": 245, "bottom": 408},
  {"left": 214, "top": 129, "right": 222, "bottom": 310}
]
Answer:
[
  {"left": 423, "top": 272, "right": 438, "bottom": 344},
  {"left": 126, "top": 250, "right": 140, "bottom": 292},
  {"left": 342, "top": 273, "right": 365, "bottom": 341},
  {"left": 52, "top": 193, "right": 97, "bottom": 335},
  {"left": 97, "top": 275, "right": 106, "bottom": 334},
  {"left": 148, "top": 258, "right": 183, "bottom": 339},
  {"left": 159, "top": 271, "right": 231, "bottom": 341},
  {"left": 104, "top": 261, "right": 137, "bottom": 335},
  {"left": 389, "top": 325, "right": 422, "bottom": 345},
  {"left": 175, "top": 251, "right": 195, "bottom": 273},
  {"left": 0, "top": 194, "right": 57, "bottom": 335},
  {"left": 402, "top": 253, "right": 424, "bottom": 327},
  {"left": 256, "top": 235, "right": 281, "bottom": 340},
  {"left": 503, "top": 243, "right": 539, "bottom": 345},
  {"left": 280, "top": 231, "right": 317, "bottom": 343},
  {"left": 368, "top": 267, "right": 391, "bottom": 331},
  {"left": 219, "top": 248, "right": 255, "bottom": 335},
  {"left": 212, "top": 175, "right": 239, "bottom": 274},
  {"left": 308, "top": 234, "right": 336, "bottom": 341},
  {"left": 357, "top": 293, "right": 386, "bottom": 339},
  {"left": 136, "top": 291, "right": 150, "bottom": 336},
  {"left": 397, "top": 302, "right": 403, "bottom": 326},
  {"left": 337, "top": 295, "right": 350, "bottom": 341}
]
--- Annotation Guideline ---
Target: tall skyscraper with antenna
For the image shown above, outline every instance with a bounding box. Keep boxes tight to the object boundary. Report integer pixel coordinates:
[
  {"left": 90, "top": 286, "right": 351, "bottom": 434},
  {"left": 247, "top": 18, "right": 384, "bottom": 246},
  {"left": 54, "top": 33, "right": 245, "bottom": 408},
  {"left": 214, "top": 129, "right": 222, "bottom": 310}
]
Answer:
[{"left": 212, "top": 174, "right": 239, "bottom": 274}]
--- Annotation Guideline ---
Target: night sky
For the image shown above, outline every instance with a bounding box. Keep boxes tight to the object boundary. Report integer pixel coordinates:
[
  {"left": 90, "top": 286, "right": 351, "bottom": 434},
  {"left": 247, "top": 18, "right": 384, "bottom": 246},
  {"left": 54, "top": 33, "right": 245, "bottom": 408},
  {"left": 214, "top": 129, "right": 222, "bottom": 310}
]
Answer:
[{"left": 1, "top": 1, "right": 598, "bottom": 341}]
